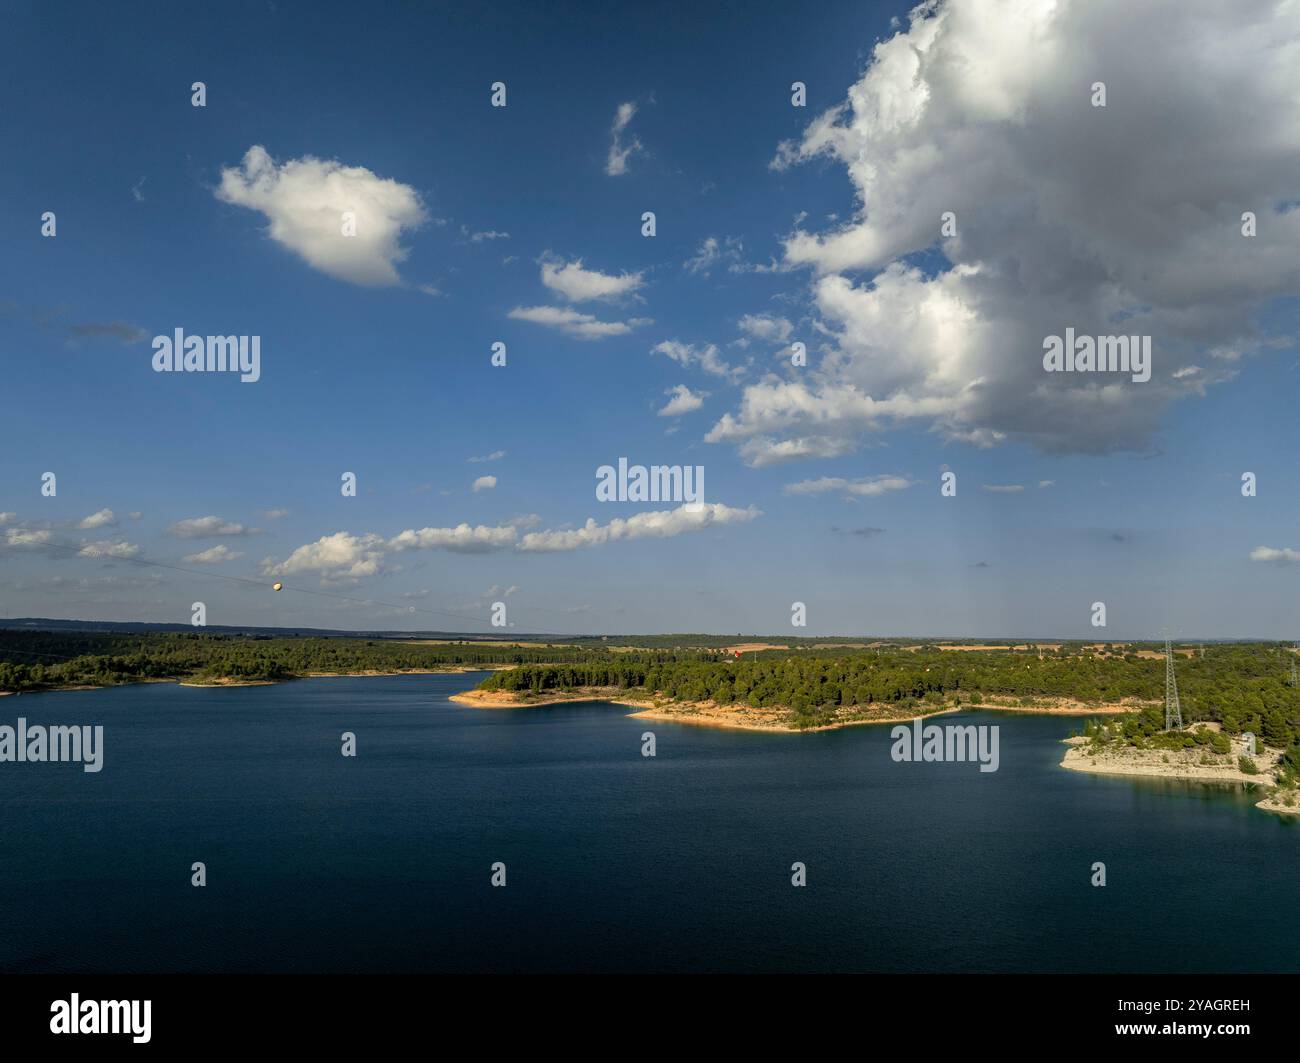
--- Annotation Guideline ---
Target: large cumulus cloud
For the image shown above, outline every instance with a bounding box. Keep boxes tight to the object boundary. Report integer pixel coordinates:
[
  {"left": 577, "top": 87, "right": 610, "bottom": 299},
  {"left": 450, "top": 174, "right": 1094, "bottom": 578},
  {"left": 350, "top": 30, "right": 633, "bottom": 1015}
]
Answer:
[{"left": 711, "top": 0, "right": 1300, "bottom": 463}]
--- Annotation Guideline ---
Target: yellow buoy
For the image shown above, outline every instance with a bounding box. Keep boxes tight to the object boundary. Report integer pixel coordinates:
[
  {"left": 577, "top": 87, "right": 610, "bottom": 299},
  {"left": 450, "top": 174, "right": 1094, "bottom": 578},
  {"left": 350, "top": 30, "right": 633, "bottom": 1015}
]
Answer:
[{"left": 272, "top": 582, "right": 283, "bottom": 592}]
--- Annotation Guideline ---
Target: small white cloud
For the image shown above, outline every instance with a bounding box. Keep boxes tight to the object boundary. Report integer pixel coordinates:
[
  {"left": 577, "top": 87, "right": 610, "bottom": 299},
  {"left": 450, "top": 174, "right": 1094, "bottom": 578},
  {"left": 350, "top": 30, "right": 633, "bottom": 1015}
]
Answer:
[
  {"left": 168, "top": 516, "right": 255, "bottom": 538},
  {"left": 540, "top": 257, "right": 644, "bottom": 302},
  {"left": 684, "top": 235, "right": 747, "bottom": 276},
  {"left": 77, "top": 508, "right": 117, "bottom": 530},
  {"left": 467, "top": 450, "right": 506, "bottom": 463},
  {"left": 1250, "top": 546, "right": 1300, "bottom": 565},
  {"left": 784, "top": 475, "right": 912, "bottom": 497},
  {"left": 5, "top": 528, "right": 52, "bottom": 547},
  {"left": 658, "top": 384, "right": 707, "bottom": 417},
  {"left": 78, "top": 540, "right": 141, "bottom": 559},
  {"left": 737, "top": 313, "right": 794, "bottom": 344},
  {"left": 183, "top": 544, "right": 244, "bottom": 564},
  {"left": 509, "top": 305, "right": 650, "bottom": 340},
  {"left": 264, "top": 508, "right": 290, "bottom": 520},
  {"left": 472, "top": 475, "right": 497, "bottom": 492},
  {"left": 982, "top": 484, "right": 1025, "bottom": 493},
  {"left": 216, "top": 145, "right": 428, "bottom": 286},
  {"left": 651, "top": 340, "right": 740, "bottom": 379},
  {"left": 606, "top": 101, "right": 643, "bottom": 176},
  {"left": 1038, "top": 480, "right": 1055, "bottom": 489}
]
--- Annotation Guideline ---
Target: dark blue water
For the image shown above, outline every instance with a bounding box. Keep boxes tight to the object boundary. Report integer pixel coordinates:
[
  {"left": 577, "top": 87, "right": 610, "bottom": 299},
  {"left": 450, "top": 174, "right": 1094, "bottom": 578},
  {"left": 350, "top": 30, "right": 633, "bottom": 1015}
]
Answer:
[{"left": 0, "top": 673, "right": 1294, "bottom": 973}]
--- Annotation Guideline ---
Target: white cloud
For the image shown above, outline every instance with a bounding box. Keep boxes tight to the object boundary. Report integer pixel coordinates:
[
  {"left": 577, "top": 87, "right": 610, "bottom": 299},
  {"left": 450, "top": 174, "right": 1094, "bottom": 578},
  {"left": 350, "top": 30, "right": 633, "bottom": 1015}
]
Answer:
[
  {"left": 1038, "top": 480, "right": 1055, "bottom": 489},
  {"left": 469, "top": 230, "right": 509, "bottom": 243},
  {"left": 264, "top": 532, "right": 387, "bottom": 581},
  {"left": 684, "top": 237, "right": 722, "bottom": 275},
  {"left": 77, "top": 508, "right": 117, "bottom": 530},
  {"left": 712, "top": 0, "right": 1300, "bottom": 461},
  {"left": 518, "top": 502, "right": 760, "bottom": 552},
  {"left": 168, "top": 516, "right": 255, "bottom": 539},
  {"left": 467, "top": 450, "right": 506, "bottom": 463},
  {"left": 183, "top": 544, "right": 244, "bottom": 564},
  {"left": 264, "top": 508, "right": 290, "bottom": 520},
  {"left": 472, "top": 475, "right": 497, "bottom": 492},
  {"left": 540, "top": 257, "right": 644, "bottom": 302},
  {"left": 783, "top": 475, "right": 912, "bottom": 497},
  {"left": 982, "top": 484, "right": 1025, "bottom": 493},
  {"left": 509, "top": 305, "right": 650, "bottom": 340},
  {"left": 0, "top": 512, "right": 17, "bottom": 526},
  {"left": 1250, "top": 546, "right": 1300, "bottom": 565},
  {"left": 216, "top": 145, "right": 428, "bottom": 286},
  {"left": 5, "top": 528, "right": 52, "bottom": 547},
  {"left": 737, "top": 313, "right": 793, "bottom": 344},
  {"left": 263, "top": 504, "right": 758, "bottom": 579},
  {"left": 606, "top": 101, "right": 643, "bottom": 176},
  {"left": 683, "top": 235, "right": 757, "bottom": 276},
  {"left": 651, "top": 340, "right": 741, "bottom": 380},
  {"left": 387, "top": 524, "right": 519, "bottom": 554},
  {"left": 78, "top": 540, "right": 140, "bottom": 559},
  {"left": 658, "top": 384, "right": 707, "bottom": 417}
]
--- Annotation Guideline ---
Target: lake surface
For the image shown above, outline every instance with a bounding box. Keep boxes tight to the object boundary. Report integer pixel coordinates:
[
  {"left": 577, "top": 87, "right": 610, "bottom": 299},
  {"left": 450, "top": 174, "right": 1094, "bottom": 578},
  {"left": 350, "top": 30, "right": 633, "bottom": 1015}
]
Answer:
[{"left": 0, "top": 673, "right": 1294, "bottom": 973}]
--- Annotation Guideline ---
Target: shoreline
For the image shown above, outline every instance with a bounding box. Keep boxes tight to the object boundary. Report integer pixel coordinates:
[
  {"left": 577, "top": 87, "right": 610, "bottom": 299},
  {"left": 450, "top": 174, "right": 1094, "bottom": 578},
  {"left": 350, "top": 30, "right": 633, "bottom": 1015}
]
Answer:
[
  {"left": 1059, "top": 739, "right": 1300, "bottom": 816},
  {"left": 449, "top": 686, "right": 1144, "bottom": 733}
]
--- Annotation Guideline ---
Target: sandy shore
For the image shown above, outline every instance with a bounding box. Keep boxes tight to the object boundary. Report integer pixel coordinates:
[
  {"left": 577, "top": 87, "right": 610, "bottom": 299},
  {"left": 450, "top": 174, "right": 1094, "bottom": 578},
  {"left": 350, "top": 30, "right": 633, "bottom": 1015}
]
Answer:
[
  {"left": 1061, "top": 734, "right": 1283, "bottom": 798},
  {"left": 975, "top": 696, "right": 1146, "bottom": 716},
  {"left": 627, "top": 701, "right": 967, "bottom": 733},
  {"left": 449, "top": 686, "right": 1140, "bottom": 733},
  {"left": 1061, "top": 740, "right": 1300, "bottom": 817},
  {"left": 1254, "top": 791, "right": 1300, "bottom": 816},
  {"left": 449, "top": 687, "right": 651, "bottom": 710}
]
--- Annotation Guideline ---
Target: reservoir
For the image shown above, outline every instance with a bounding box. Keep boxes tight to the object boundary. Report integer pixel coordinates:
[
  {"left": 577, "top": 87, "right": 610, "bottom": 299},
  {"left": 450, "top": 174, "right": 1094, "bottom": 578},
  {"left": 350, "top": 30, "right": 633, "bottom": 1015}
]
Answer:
[{"left": 0, "top": 672, "right": 1293, "bottom": 973}]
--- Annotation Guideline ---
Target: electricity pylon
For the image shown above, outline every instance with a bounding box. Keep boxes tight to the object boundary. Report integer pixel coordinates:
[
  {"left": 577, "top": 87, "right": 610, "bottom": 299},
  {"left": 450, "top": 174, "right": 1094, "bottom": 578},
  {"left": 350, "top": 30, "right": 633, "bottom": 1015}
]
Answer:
[{"left": 1164, "top": 638, "right": 1182, "bottom": 731}]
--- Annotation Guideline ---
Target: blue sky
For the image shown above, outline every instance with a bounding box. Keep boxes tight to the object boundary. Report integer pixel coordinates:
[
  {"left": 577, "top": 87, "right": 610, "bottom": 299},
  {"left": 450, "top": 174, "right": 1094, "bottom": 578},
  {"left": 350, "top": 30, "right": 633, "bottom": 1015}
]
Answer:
[{"left": 2, "top": 0, "right": 1298, "bottom": 638}]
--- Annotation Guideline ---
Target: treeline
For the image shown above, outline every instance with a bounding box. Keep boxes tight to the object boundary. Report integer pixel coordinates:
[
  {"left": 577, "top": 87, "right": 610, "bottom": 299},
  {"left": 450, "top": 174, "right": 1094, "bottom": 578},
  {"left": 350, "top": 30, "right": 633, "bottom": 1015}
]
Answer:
[
  {"left": 480, "top": 646, "right": 1300, "bottom": 739},
  {"left": 0, "top": 631, "right": 624, "bottom": 692}
]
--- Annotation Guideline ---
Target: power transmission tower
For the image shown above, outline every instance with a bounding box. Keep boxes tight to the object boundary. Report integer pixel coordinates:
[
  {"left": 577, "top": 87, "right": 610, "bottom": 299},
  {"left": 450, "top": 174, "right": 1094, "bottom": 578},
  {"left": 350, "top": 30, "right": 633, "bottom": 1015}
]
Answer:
[{"left": 1164, "top": 638, "right": 1182, "bottom": 731}]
